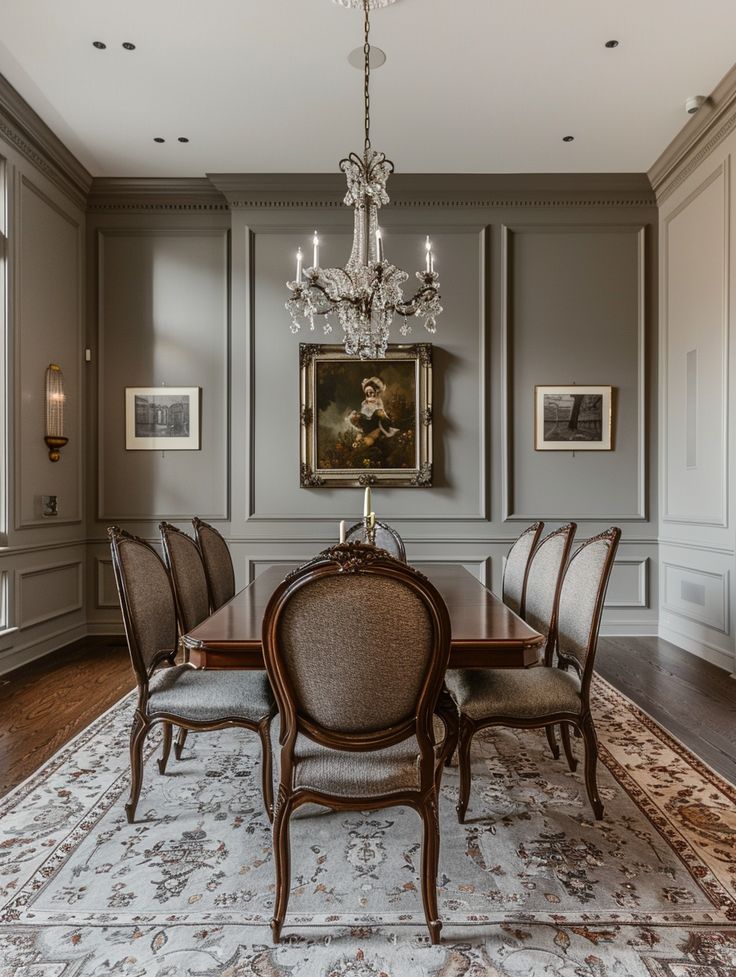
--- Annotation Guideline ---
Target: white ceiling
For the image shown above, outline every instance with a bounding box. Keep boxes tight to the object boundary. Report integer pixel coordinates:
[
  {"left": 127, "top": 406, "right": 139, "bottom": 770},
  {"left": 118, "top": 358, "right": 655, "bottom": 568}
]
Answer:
[{"left": 0, "top": 0, "right": 735, "bottom": 178}]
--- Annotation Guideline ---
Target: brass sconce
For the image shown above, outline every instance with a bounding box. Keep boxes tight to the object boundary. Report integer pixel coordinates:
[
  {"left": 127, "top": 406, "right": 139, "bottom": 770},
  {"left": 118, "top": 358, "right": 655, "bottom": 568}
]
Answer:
[{"left": 45, "top": 364, "right": 68, "bottom": 462}]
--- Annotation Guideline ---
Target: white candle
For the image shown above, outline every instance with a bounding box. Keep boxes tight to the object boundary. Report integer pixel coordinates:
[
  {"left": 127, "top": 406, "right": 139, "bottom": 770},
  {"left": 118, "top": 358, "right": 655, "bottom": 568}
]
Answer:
[
  {"left": 313, "top": 231, "right": 319, "bottom": 268},
  {"left": 425, "top": 235, "right": 432, "bottom": 273},
  {"left": 296, "top": 247, "right": 303, "bottom": 284},
  {"left": 363, "top": 485, "right": 372, "bottom": 518},
  {"left": 376, "top": 228, "right": 383, "bottom": 263},
  {"left": 339, "top": 520, "right": 346, "bottom": 543},
  {"left": 430, "top": 251, "right": 435, "bottom": 273},
  {"left": 369, "top": 511, "right": 376, "bottom": 530}
]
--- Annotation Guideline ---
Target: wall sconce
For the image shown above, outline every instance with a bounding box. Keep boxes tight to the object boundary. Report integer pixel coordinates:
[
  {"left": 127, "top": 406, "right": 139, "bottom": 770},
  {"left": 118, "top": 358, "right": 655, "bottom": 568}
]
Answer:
[{"left": 45, "top": 364, "right": 68, "bottom": 462}]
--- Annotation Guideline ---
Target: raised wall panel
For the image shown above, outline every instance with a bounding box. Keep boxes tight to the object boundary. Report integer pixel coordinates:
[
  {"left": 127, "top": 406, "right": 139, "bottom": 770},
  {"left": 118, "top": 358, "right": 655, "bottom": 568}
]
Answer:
[
  {"left": 96, "top": 558, "right": 118, "bottom": 609},
  {"left": 663, "top": 163, "right": 729, "bottom": 526},
  {"left": 248, "top": 225, "right": 489, "bottom": 522},
  {"left": 605, "top": 559, "right": 649, "bottom": 608},
  {"left": 247, "top": 556, "right": 490, "bottom": 586},
  {"left": 16, "top": 561, "right": 83, "bottom": 629},
  {"left": 97, "top": 228, "right": 229, "bottom": 521},
  {"left": 16, "top": 176, "right": 83, "bottom": 527},
  {"left": 502, "top": 225, "right": 646, "bottom": 521},
  {"left": 662, "top": 562, "right": 729, "bottom": 633}
]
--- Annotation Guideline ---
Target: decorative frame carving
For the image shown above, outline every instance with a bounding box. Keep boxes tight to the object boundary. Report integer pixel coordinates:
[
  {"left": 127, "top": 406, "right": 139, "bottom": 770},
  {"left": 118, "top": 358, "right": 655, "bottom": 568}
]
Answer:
[{"left": 299, "top": 343, "right": 433, "bottom": 488}]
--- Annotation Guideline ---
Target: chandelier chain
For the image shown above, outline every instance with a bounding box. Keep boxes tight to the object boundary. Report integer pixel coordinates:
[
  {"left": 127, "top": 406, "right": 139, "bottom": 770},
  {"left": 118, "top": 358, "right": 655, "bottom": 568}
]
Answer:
[{"left": 363, "top": 0, "right": 371, "bottom": 153}]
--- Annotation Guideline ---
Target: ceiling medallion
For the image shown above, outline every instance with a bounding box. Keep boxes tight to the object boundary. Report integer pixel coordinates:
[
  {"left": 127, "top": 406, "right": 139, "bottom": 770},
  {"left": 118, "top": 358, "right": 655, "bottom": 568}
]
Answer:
[{"left": 286, "top": 0, "right": 442, "bottom": 359}]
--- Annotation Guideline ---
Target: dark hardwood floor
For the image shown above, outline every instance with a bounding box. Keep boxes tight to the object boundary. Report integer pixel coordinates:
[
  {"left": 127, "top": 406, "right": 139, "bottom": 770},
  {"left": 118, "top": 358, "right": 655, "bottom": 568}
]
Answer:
[
  {"left": 596, "top": 635, "right": 736, "bottom": 786},
  {"left": 0, "top": 637, "right": 134, "bottom": 797},
  {"left": 0, "top": 634, "right": 734, "bottom": 798}
]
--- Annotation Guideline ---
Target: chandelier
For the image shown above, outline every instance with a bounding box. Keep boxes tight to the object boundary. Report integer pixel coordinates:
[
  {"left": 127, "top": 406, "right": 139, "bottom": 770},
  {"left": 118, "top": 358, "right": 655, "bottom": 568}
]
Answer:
[{"left": 285, "top": 0, "right": 442, "bottom": 359}]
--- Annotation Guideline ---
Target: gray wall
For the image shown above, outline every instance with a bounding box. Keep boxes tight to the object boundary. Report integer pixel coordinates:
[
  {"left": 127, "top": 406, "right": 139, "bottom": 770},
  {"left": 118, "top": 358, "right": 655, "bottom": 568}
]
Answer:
[{"left": 85, "top": 176, "right": 659, "bottom": 636}]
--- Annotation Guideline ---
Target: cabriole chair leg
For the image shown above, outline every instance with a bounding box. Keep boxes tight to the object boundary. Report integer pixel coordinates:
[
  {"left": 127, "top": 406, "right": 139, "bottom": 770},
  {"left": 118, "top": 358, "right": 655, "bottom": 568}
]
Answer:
[
  {"left": 581, "top": 715, "right": 604, "bottom": 820},
  {"left": 271, "top": 793, "right": 293, "bottom": 944},
  {"left": 158, "top": 722, "right": 173, "bottom": 775},
  {"left": 545, "top": 724, "right": 560, "bottom": 760},
  {"left": 560, "top": 722, "right": 578, "bottom": 772},
  {"left": 125, "top": 712, "right": 149, "bottom": 824},
  {"left": 174, "top": 727, "right": 188, "bottom": 760},
  {"left": 456, "top": 717, "right": 475, "bottom": 824},
  {"left": 419, "top": 796, "right": 442, "bottom": 945}
]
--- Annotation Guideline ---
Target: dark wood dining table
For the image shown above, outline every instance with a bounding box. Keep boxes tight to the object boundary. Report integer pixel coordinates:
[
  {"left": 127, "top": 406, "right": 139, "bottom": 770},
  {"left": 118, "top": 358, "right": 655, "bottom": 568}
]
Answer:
[{"left": 182, "top": 563, "right": 544, "bottom": 670}]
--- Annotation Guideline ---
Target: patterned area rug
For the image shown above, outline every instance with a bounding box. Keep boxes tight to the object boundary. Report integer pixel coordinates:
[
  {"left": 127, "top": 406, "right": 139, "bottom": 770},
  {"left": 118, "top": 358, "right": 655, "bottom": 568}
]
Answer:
[{"left": 1, "top": 675, "right": 735, "bottom": 976}]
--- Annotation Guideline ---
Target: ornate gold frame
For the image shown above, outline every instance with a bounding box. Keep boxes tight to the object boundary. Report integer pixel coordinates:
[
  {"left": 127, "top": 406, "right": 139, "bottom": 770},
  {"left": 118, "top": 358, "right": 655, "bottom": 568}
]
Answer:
[{"left": 299, "top": 343, "right": 433, "bottom": 488}]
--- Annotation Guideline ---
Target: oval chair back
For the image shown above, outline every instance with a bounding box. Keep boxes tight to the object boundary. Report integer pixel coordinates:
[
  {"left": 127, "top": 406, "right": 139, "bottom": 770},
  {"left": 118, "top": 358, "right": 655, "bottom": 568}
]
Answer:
[
  {"left": 160, "top": 522, "right": 211, "bottom": 634},
  {"left": 523, "top": 523, "right": 576, "bottom": 662}
]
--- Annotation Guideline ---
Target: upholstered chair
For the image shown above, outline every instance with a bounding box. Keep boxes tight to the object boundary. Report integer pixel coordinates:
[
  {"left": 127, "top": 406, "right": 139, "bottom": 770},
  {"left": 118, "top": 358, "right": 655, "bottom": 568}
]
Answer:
[
  {"left": 192, "top": 516, "right": 236, "bottom": 611},
  {"left": 159, "top": 522, "right": 215, "bottom": 763},
  {"left": 345, "top": 519, "right": 406, "bottom": 561},
  {"left": 262, "top": 542, "right": 451, "bottom": 945},
  {"left": 446, "top": 528, "right": 621, "bottom": 822},
  {"left": 520, "top": 523, "right": 577, "bottom": 762},
  {"left": 108, "top": 527, "right": 275, "bottom": 824},
  {"left": 502, "top": 521, "right": 544, "bottom": 616}
]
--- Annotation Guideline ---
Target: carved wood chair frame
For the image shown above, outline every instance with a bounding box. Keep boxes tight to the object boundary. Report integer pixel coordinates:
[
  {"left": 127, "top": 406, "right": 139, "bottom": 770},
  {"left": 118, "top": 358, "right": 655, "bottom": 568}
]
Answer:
[
  {"left": 108, "top": 526, "right": 275, "bottom": 824},
  {"left": 456, "top": 527, "right": 620, "bottom": 824},
  {"left": 261, "top": 542, "right": 451, "bottom": 945},
  {"left": 192, "top": 516, "right": 236, "bottom": 611}
]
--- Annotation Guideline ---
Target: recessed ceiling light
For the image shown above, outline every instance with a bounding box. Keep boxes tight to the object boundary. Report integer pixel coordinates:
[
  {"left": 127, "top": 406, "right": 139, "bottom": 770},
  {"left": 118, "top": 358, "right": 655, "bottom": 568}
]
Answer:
[
  {"left": 122, "top": 41, "right": 136, "bottom": 50},
  {"left": 563, "top": 135, "right": 575, "bottom": 142},
  {"left": 92, "top": 41, "right": 106, "bottom": 49},
  {"left": 154, "top": 137, "right": 165, "bottom": 143},
  {"left": 178, "top": 137, "right": 189, "bottom": 143},
  {"left": 604, "top": 39, "right": 619, "bottom": 48},
  {"left": 348, "top": 45, "right": 386, "bottom": 69}
]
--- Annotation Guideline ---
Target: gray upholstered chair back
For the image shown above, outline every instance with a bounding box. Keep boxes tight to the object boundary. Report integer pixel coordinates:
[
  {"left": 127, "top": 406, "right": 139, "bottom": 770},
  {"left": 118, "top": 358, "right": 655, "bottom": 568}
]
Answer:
[
  {"left": 160, "top": 523, "right": 211, "bottom": 634},
  {"left": 192, "top": 517, "right": 235, "bottom": 610},
  {"left": 502, "top": 521, "right": 544, "bottom": 615},
  {"left": 345, "top": 520, "right": 406, "bottom": 561},
  {"left": 263, "top": 545, "right": 451, "bottom": 746},
  {"left": 556, "top": 528, "right": 621, "bottom": 680},
  {"left": 108, "top": 527, "right": 178, "bottom": 683},
  {"left": 523, "top": 523, "right": 576, "bottom": 641}
]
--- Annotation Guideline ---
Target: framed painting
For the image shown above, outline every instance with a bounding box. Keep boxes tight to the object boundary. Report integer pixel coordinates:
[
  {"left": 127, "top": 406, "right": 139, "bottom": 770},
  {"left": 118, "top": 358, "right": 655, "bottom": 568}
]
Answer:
[
  {"left": 125, "top": 387, "right": 201, "bottom": 450},
  {"left": 299, "top": 344, "right": 433, "bottom": 487},
  {"left": 535, "top": 385, "right": 612, "bottom": 451}
]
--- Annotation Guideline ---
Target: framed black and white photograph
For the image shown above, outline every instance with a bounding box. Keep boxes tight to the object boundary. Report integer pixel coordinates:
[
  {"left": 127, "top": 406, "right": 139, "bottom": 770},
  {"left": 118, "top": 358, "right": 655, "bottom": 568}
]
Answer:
[
  {"left": 535, "top": 385, "right": 612, "bottom": 451},
  {"left": 125, "top": 387, "right": 201, "bottom": 451},
  {"left": 299, "top": 344, "right": 433, "bottom": 487}
]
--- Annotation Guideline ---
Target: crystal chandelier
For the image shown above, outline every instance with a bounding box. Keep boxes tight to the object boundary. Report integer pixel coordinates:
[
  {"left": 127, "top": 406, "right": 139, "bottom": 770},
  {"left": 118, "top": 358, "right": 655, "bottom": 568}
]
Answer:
[{"left": 285, "top": 0, "right": 442, "bottom": 359}]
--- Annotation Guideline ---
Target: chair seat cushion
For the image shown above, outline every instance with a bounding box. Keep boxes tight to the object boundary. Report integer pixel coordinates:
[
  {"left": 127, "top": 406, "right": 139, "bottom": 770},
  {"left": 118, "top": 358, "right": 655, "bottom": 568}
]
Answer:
[
  {"left": 445, "top": 666, "right": 582, "bottom": 721},
  {"left": 148, "top": 665, "right": 273, "bottom": 723},
  {"left": 272, "top": 719, "right": 431, "bottom": 798}
]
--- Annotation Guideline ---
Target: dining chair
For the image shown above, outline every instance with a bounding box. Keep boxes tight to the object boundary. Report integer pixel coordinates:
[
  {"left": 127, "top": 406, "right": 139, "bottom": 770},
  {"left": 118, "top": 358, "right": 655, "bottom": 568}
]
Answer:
[
  {"left": 503, "top": 521, "right": 544, "bottom": 616},
  {"left": 262, "top": 542, "right": 451, "bottom": 944},
  {"left": 159, "top": 521, "right": 215, "bottom": 763},
  {"left": 345, "top": 519, "right": 406, "bottom": 561},
  {"left": 108, "top": 526, "right": 275, "bottom": 824},
  {"left": 446, "top": 527, "right": 621, "bottom": 822},
  {"left": 192, "top": 516, "right": 236, "bottom": 611},
  {"left": 520, "top": 523, "right": 577, "bottom": 763}
]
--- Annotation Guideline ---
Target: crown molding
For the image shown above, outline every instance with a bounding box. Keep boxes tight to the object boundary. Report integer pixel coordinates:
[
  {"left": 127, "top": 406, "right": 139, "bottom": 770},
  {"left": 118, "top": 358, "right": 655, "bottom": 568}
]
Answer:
[
  {"left": 0, "top": 73, "right": 92, "bottom": 208},
  {"left": 87, "top": 177, "right": 229, "bottom": 213},
  {"left": 208, "top": 171, "right": 655, "bottom": 209},
  {"left": 648, "top": 61, "right": 736, "bottom": 204}
]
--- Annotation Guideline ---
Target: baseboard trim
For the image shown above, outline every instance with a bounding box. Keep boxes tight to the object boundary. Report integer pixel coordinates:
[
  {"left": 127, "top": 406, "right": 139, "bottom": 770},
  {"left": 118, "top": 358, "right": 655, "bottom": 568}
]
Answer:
[
  {"left": 659, "top": 623, "right": 735, "bottom": 675},
  {"left": 0, "top": 622, "right": 88, "bottom": 676}
]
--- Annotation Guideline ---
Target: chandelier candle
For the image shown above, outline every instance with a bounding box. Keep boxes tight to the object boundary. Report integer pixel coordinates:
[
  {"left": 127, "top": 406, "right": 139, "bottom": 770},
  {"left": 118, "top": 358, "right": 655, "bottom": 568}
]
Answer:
[
  {"left": 296, "top": 248, "right": 303, "bottom": 284},
  {"left": 363, "top": 485, "right": 372, "bottom": 519},
  {"left": 285, "top": 0, "right": 442, "bottom": 359}
]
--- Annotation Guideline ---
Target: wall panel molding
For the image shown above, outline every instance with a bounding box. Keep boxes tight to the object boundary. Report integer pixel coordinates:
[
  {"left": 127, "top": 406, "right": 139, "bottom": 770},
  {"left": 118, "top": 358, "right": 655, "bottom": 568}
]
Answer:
[
  {"left": 14, "top": 173, "right": 84, "bottom": 529},
  {"left": 246, "top": 555, "right": 491, "bottom": 586},
  {"left": 605, "top": 558, "right": 649, "bottom": 609},
  {"left": 15, "top": 560, "right": 84, "bottom": 629},
  {"left": 95, "top": 558, "right": 118, "bottom": 609},
  {"left": 661, "top": 161, "right": 730, "bottom": 528},
  {"left": 661, "top": 561, "right": 730, "bottom": 634},
  {"left": 501, "top": 223, "right": 647, "bottom": 522}
]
